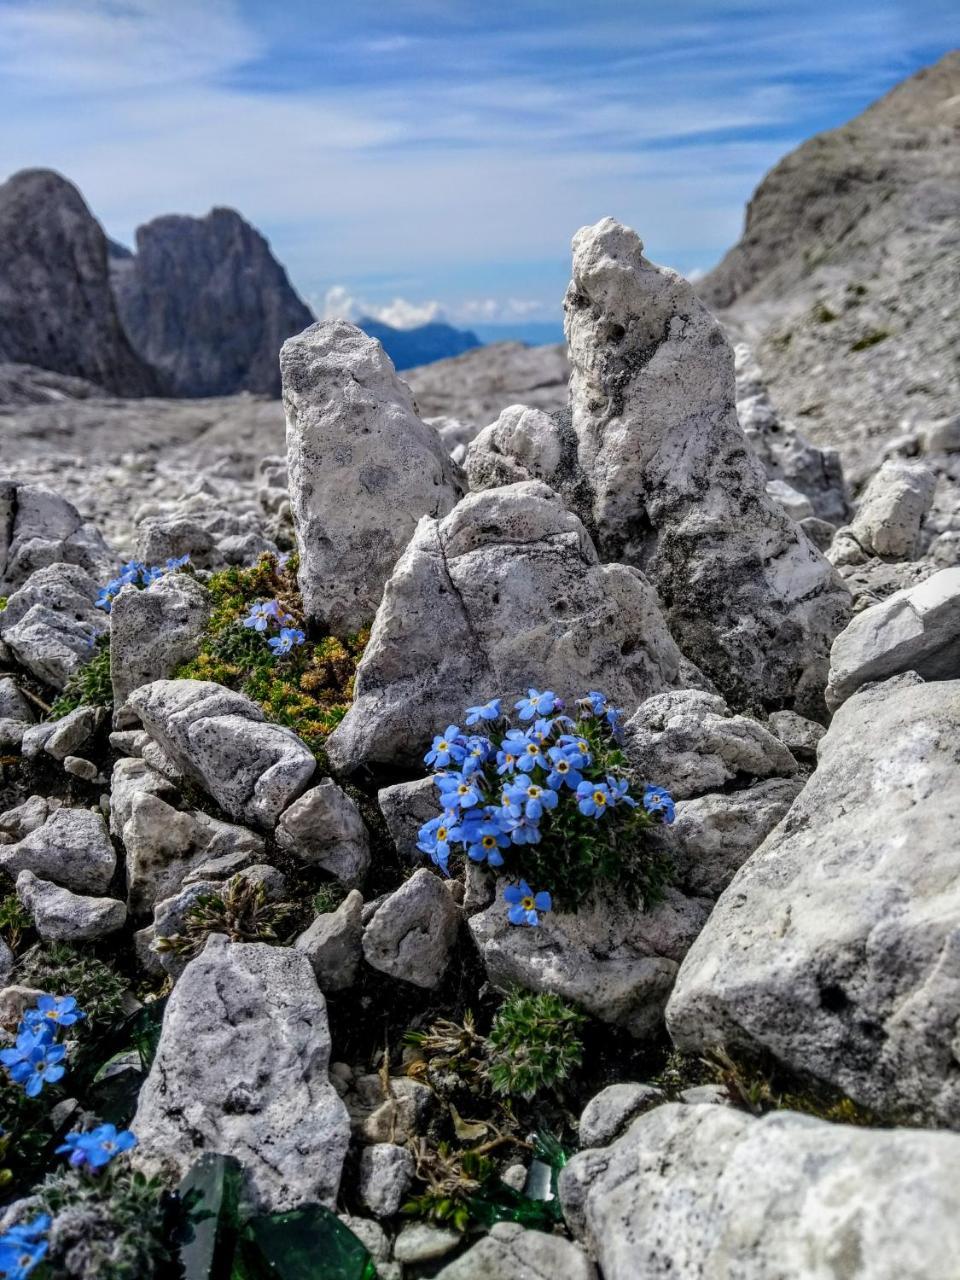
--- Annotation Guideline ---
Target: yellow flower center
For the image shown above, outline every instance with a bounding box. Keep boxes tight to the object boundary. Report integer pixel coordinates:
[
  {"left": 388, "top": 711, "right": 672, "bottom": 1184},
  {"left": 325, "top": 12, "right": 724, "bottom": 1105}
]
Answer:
[
  {"left": 458, "top": 784, "right": 469, "bottom": 795},
  {"left": 482, "top": 835, "right": 496, "bottom": 849},
  {"left": 438, "top": 827, "right": 447, "bottom": 840},
  {"left": 438, "top": 740, "right": 448, "bottom": 751},
  {"left": 521, "top": 896, "right": 535, "bottom": 911},
  {"left": 578, "top": 742, "right": 589, "bottom": 754},
  {"left": 526, "top": 744, "right": 539, "bottom": 755},
  {"left": 528, "top": 786, "right": 540, "bottom": 798},
  {"left": 556, "top": 761, "right": 568, "bottom": 772},
  {"left": 593, "top": 790, "right": 607, "bottom": 806}
]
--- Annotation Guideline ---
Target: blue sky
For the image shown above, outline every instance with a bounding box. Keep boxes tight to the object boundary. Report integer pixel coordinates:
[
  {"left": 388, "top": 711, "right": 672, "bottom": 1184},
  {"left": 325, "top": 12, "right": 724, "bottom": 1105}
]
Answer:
[{"left": 0, "top": 0, "right": 956, "bottom": 333}]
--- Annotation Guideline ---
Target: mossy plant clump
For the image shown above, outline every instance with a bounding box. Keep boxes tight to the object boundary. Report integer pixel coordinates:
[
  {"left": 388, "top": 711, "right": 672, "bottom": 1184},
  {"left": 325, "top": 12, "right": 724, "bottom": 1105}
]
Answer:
[
  {"left": 175, "top": 553, "right": 367, "bottom": 755},
  {"left": 155, "top": 874, "right": 300, "bottom": 963},
  {"left": 48, "top": 639, "right": 112, "bottom": 720},
  {"left": 16, "top": 943, "right": 127, "bottom": 1035},
  {"left": 486, "top": 990, "right": 586, "bottom": 1101}
]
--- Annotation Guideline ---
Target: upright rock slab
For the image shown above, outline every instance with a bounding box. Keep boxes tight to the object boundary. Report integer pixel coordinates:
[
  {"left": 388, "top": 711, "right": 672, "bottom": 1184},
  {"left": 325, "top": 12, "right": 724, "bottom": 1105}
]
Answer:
[
  {"left": 560, "top": 1103, "right": 960, "bottom": 1280},
  {"left": 134, "top": 936, "right": 350, "bottom": 1212},
  {"left": 125, "top": 680, "right": 315, "bottom": 829},
  {"left": 666, "top": 675, "right": 960, "bottom": 1125},
  {"left": 326, "top": 482, "right": 682, "bottom": 773},
  {"left": 564, "top": 217, "right": 850, "bottom": 713},
  {"left": 281, "top": 319, "right": 464, "bottom": 636}
]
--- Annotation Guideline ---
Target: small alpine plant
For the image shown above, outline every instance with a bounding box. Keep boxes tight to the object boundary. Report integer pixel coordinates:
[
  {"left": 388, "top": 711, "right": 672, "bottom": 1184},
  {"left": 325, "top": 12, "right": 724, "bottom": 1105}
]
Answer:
[
  {"left": 417, "top": 689, "right": 676, "bottom": 918},
  {"left": 94, "top": 555, "right": 191, "bottom": 612},
  {"left": 0, "top": 995, "right": 85, "bottom": 1098}
]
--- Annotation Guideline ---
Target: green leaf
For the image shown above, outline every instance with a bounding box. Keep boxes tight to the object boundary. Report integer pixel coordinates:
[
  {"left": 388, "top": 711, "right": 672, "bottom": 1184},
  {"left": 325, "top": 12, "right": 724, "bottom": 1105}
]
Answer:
[
  {"left": 176, "top": 1152, "right": 244, "bottom": 1280},
  {"left": 233, "top": 1206, "right": 378, "bottom": 1280}
]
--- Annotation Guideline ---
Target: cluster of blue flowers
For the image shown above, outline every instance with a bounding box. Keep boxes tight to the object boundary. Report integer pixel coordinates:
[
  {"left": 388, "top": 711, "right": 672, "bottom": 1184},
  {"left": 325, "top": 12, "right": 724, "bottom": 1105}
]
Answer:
[
  {"left": 417, "top": 689, "right": 675, "bottom": 928},
  {"left": 242, "top": 598, "right": 306, "bottom": 658},
  {"left": 95, "top": 555, "right": 191, "bottom": 612},
  {"left": 56, "top": 1123, "right": 137, "bottom": 1171},
  {"left": 0, "top": 1213, "right": 49, "bottom": 1279},
  {"left": 0, "top": 995, "right": 83, "bottom": 1097}
]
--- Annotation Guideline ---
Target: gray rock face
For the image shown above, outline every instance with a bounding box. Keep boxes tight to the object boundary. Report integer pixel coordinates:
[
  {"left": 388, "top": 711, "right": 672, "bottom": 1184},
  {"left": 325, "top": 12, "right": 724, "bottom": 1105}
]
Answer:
[
  {"left": 469, "top": 885, "right": 710, "bottom": 1037},
  {"left": 281, "top": 319, "right": 464, "bottom": 636},
  {"left": 111, "top": 207, "right": 314, "bottom": 398},
  {"left": 578, "top": 1083, "right": 665, "bottom": 1149},
  {"left": 0, "top": 807, "right": 115, "bottom": 895},
  {"left": 16, "top": 869, "right": 125, "bottom": 941},
  {"left": 362, "top": 869, "right": 460, "bottom": 989},
  {"left": 377, "top": 778, "right": 440, "bottom": 864},
  {"left": 43, "top": 705, "right": 102, "bottom": 761},
  {"left": 766, "top": 708, "right": 825, "bottom": 761},
  {"left": 125, "top": 680, "right": 316, "bottom": 828},
  {"left": 435, "top": 1221, "right": 596, "bottom": 1280},
  {"left": 669, "top": 777, "right": 803, "bottom": 898},
  {"left": 734, "top": 344, "right": 849, "bottom": 526},
  {"left": 0, "top": 169, "right": 159, "bottom": 395},
  {"left": 0, "top": 560, "right": 109, "bottom": 687},
  {"left": 464, "top": 403, "right": 573, "bottom": 494},
  {"left": 825, "top": 567, "right": 960, "bottom": 708},
  {"left": 134, "top": 935, "right": 350, "bottom": 1212},
  {"left": 847, "top": 459, "right": 937, "bottom": 561},
  {"left": 110, "top": 574, "right": 211, "bottom": 713},
  {"left": 295, "top": 889, "right": 363, "bottom": 992},
  {"left": 560, "top": 1103, "right": 960, "bottom": 1280},
  {"left": 327, "top": 482, "right": 682, "bottom": 774},
  {"left": 565, "top": 217, "right": 851, "bottom": 714},
  {"left": 0, "top": 485, "right": 114, "bottom": 593},
  {"left": 622, "top": 690, "right": 798, "bottom": 800},
  {"left": 358, "top": 1143, "right": 415, "bottom": 1218},
  {"left": 666, "top": 676, "right": 960, "bottom": 1125},
  {"left": 275, "top": 780, "right": 370, "bottom": 887}
]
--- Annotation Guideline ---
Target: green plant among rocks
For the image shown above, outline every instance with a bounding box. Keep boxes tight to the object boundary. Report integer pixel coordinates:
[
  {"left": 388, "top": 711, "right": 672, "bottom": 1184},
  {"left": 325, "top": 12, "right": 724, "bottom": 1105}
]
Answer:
[
  {"left": 174, "top": 553, "right": 367, "bottom": 755},
  {"left": 486, "top": 991, "right": 586, "bottom": 1101},
  {"left": 0, "top": 892, "right": 35, "bottom": 955},
  {"left": 48, "top": 640, "right": 112, "bottom": 720},
  {"left": 16, "top": 945, "right": 127, "bottom": 1035},
  {"left": 154, "top": 874, "right": 297, "bottom": 962}
]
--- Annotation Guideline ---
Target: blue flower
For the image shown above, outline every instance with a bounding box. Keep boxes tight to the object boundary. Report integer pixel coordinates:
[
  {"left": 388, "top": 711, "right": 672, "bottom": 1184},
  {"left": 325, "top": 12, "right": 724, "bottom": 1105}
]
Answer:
[
  {"left": 496, "top": 729, "right": 529, "bottom": 775},
  {"left": 579, "top": 691, "right": 608, "bottom": 716},
  {"left": 499, "top": 810, "right": 542, "bottom": 846},
  {"left": 527, "top": 717, "right": 557, "bottom": 746},
  {"left": 22, "top": 994, "right": 85, "bottom": 1032},
  {"left": 3, "top": 1036, "right": 67, "bottom": 1096},
  {"left": 118, "top": 560, "right": 145, "bottom": 585},
  {"left": 606, "top": 706, "right": 625, "bottom": 738},
  {"left": 514, "top": 734, "right": 548, "bottom": 774},
  {"left": 606, "top": 775, "right": 637, "bottom": 808},
  {"left": 0, "top": 1215, "right": 51, "bottom": 1280},
  {"left": 94, "top": 587, "right": 115, "bottom": 612},
  {"left": 416, "top": 814, "right": 457, "bottom": 875},
  {"left": 504, "top": 881, "right": 552, "bottom": 927},
  {"left": 0, "top": 1025, "right": 52, "bottom": 1074},
  {"left": 56, "top": 1123, "right": 137, "bottom": 1170},
  {"left": 142, "top": 565, "right": 164, "bottom": 586},
  {"left": 268, "top": 626, "right": 306, "bottom": 656},
  {"left": 515, "top": 689, "right": 558, "bottom": 721},
  {"left": 642, "top": 784, "right": 676, "bottom": 824},
  {"left": 504, "top": 778, "right": 558, "bottom": 822},
  {"left": 465, "top": 698, "right": 501, "bottom": 726},
  {"left": 558, "top": 733, "right": 593, "bottom": 767},
  {"left": 576, "top": 779, "right": 612, "bottom": 819},
  {"left": 545, "top": 746, "right": 583, "bottom": 791},
  {"left": 165, "top": 554, "right": 191, "bottom": 570},
  {"left": 425, "top": 727, "right": 466, "bottom": 769},
  {"left": 243, "top": 601, "right": 276, "bottom": 632},
  {"left": 461, "top": 735, "right": 493, "bottom": 777},
  {"left": 459, "top": 809, "right": 510, "bottom": 867},
  {"left": 437, "top": 771, "right": 484, "bottom": 811}
]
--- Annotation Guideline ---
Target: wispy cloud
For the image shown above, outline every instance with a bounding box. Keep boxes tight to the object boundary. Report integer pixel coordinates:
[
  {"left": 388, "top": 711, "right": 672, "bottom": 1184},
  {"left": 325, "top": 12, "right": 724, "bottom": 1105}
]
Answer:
[{"left": 0, "top": 0, "right": 956, "bottom": 324}]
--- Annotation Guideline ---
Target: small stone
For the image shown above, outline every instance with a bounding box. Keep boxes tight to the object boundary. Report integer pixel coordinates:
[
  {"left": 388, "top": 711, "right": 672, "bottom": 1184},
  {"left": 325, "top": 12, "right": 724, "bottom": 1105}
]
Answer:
[
  {"left": 680, "top": 1084, "right": 730, "bottom": 1106},
  {"left": 276, "top": 780, "right": 370, "bottom": 887},
  {"left": 63, "top": 756, "right": 99, "bottom": 781},
  {"left": 848, "top": 458, "right": 937, "bottom": 560},
  {"left": 43, "top": 704, "right": 103, "bottom": 760},
  {"left": 358, "top": 1143, "right": 415, "bottom": 1217},
  {"left": 766, "top": 479, "right": 814, "bottom": 522},
  {"left": 360, "top": 1077, "right": 434, "bottom": 1145},
  {"left": 579, "top": 1083, "right": 665, "bottom": 1148},
  {"left": 362, "top": 869, "right": 460, "bottom": 989},
  {"left": 434, "top": 1221, "right": 596, "bottom": 1280},
  {"left": 0, "top": 678, "right": 34, "bottom": 725},
  {"left": 0, "top": 795, "right": 57, "bottom": 840},
  {"left": 377, "top": 777, "right": 441, "bottom": 863},
  {"left": 767, "top": 709, "right": 826, "bottom": 761},
  {"left": 20, "top": 723, "right": 56, "bottom": 760},
  {"left": 0, "top": 807, "right": 115, "bottom": 894},
  {"left": 17, "top": 869, "right": 125, "bottom": 941},
  {"left": 295, "top": 890, "right": 363, "bottom": 992},
  {"left": 393, "top": 1223, "right": 462, "bottom": 1265}
]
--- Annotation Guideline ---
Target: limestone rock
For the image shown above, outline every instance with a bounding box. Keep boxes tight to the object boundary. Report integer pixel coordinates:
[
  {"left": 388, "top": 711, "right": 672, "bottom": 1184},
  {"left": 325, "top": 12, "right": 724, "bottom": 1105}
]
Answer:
[
  {"left": 126, "top": 679, "right": 316, "bottom": 828},
  {"left": 16, "top": 869, "right": 125, "bottom": 942},
  {"left": 110, "top": 573, "right": 211, "bottom": 712},
  {"left": 0, "top": 795, "right": 59, "bottom": 841},
  {"left": 111, "top": 207, "right": 314, "bottom": 398},
  {"left": 43, "top": 705, "right": 102, "bottom": 761},
  {"left": 327, "top": 482, "right": 682, "bottom": 774},
  {"left": 362, "top": 869, "right": 459, "bottom": 989},
  {"left": 133, "top": 513, "right": 216, "bottom": 570},
  {"left": 765, "top": 479, "right": 813, "bottom": 522},
  {"left": 578, "top": 1083, "right": 664, "bottom": 1149},
  {"left": 669, "top": 778, "right": 803, "bottom": 898},
  {"left": 0, "top": 678, "right": 34, "bottom": 726},
  {"left": 826, "top": 567, "right": 960, "bottom": 708},
  {"left": 133, "top": 936, "right": 350, "bottom": 1212},
  {"left": 847, "top": 458, "right": 937, "bottom": 560},
  {"left": 564, "top": 217, "right": 850, "bottom": 713},
  {"left": 0, "top": 807, "right": 115, "bottom": 895},
  {"left": 435, "top": 1222, "right": 596, "bottom": 1280},
  {"left": 464, "top": 403, "right": 572, "bottom": 494},
  {"left": 358, "top": 1143, "right": 415, "bottom": 1218},
  {"left": 275, "top": 780, "right": 370, "bottom": 887},
  {"left": 766, "top": 709, "right": 826, "bottom": 761},
  {"left": 295, "top": 890, "right": 363, "bottom": 992},
  {"left": 469, "top": 885, "right": 710, "bottom": 1036},
  {"left": 0, "top": 561, "right": 108, "bottom": 687},
  {"left": 666, "top": 676, "right": 960, "bottom": 1125},
  {"left": 377, "top": 778, "right": 440, "bottom": 864},
  {"left": 0, "top": 169, "right": 159, "bottom": 396},
  {"left": 622, "top": 690, "right": 798, "bottom": 799},
  {"left": 560, "top": 1103, "right": 960, "bottom": 1280},
  {"left": 281, "top": 319, "right": 464, "bottom": 635}
]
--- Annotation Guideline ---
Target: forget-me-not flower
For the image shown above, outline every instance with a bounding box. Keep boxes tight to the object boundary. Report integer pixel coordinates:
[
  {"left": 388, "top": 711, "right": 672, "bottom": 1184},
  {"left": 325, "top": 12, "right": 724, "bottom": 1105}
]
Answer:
[
  {"left": 504, "top": 778, "right": 558, "bottom": 822},
  {"left": 515, "top": 689, "right": 558, "bottom": 721},
  {"left": 268, "top": 626, "right": 306, "bottom": 656},
  {"left": 425, "top": 727, "right": 466, "bottom": 769},
  {"left": 576, "top": 779, "right": 612, "bottom": 819},
  {"left": 56, "top": 1123, "right": 137, "bottom": 1171},
  {"left": 22, "top": 994, "right": 85, "bottom": 1033},
  {"left": 437, "top": 771, "right": 484, "bottom": 811},
  {"left": 642, "top": 784, "right": 676, "bottom": 824},
  {"left": 545, "top": 745, "right": 583, "bottom": 791},
  {"left": 504, "top": 881, "right": 552, "bottom": 927},
  {"left": 465, "top": 698, "right": 501, "bottom": 726},
  {"left": 0, "top": 1215, "right": 51, "bottom": 1280}
]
